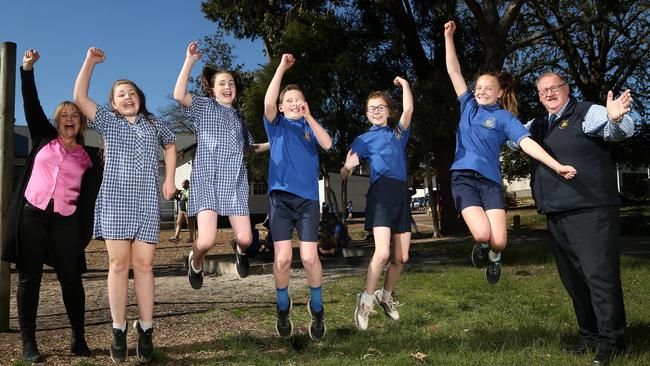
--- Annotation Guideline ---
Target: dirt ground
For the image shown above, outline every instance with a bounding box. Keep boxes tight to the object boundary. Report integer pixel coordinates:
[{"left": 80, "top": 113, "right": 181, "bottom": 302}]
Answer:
[{"left": 0, "top": 219, "right": 382, "bottom": 365}]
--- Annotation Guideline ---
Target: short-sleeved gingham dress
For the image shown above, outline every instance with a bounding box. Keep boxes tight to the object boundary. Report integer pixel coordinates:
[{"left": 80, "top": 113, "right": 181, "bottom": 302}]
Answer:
[
  {"left": 182, "top": 96, "right": 254, "bottom": 217},
  {"left": 90, "top": 105, "right": 176, "bottom": 244}
]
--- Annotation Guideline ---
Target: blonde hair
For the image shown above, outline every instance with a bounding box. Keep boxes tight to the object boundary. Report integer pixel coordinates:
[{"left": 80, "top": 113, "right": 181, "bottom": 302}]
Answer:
[{"left": 53, "top": 101, "right": 86, "bottom": 145}]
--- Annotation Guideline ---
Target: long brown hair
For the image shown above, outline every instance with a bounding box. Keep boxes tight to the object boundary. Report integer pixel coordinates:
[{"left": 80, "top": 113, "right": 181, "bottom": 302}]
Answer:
[
  {"left": 109, "top": 79, "right": 155, "bottom": 122},
  {"left": 481, "top": 72, "right": 518, "bottom": 116},
  {"left": 200, "top": 66, "right": 237, "bottom": 98},
  {"left": 53, "top": 101, "right": 87, "bottom": 145}
]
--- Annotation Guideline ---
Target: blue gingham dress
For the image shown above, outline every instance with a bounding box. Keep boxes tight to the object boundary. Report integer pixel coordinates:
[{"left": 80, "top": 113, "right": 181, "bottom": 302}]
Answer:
[
  {"left": 182, "top": 96, "right": 253, "bottom": 217},
  {"left": 90, "top": 105, "right": 176, "bottom": 244}
]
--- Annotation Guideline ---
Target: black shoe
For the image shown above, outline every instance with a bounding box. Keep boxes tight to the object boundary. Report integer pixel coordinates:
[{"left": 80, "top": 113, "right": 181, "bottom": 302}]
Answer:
[
  {"left": 70, "top": 334, "right": 91, "bottom": 356},
  {"left": 110, "top": 327, "right": 127, "bottom": 363},
  {"left": 232, "top": 239, "right": 249, "bottom": 278},
  {"left": 307, "top": 300, "right": 326, "bottom": 342},
  {"left": 22, "top": 340, "right": 43, "bottom": 363},
  {"left": 275, "top": 298, "right": 293, "bottom": 338},
  {"left": 592, "top": 344, "right": 626, "bottom": 365},
  {"left": 562, "top": 338, "right": 596, "bottom": 355},
  {"left": 133, "top": 321, "right": 154, "bottom": 363},
  {"left": 471, "top": 243, "right": 489, "bottom": 268},
  {"left": 486, "top": 259, "right": 502, "bottom": 284},
  {"left": 187, "top": 250, "right": 204, "bottom": 289}
]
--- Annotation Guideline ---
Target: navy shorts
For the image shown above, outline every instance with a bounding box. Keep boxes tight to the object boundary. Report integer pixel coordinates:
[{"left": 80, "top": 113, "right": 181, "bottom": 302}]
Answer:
[
  {"left": 451, "top": 170, "right": 505, "bottom": 212},
  {"left": 364, "top": 176, "right": 411, "bottom": 233},
  {"left": 268, "top": 190, "right": 320, "bottom": 242}
]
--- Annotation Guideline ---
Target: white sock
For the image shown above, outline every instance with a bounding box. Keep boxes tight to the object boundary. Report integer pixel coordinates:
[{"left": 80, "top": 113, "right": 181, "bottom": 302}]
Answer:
[
  {"left": 488, "top": 250, "right": 501, "bottom": 262},
  {"left": 382, "top": 289, "right": 392, "bottom": 302},
  {"left": 362, "top": 291, "right": 374, "bottom": 306},
  {"left": 113, "top": 322, "right": 127, "bottom": 331},
  {"left": 191, "top": 259, "right": 202, "bottom": 273},
  {"left": 138, "top": 320, "right": 153, "bottom": 331}
]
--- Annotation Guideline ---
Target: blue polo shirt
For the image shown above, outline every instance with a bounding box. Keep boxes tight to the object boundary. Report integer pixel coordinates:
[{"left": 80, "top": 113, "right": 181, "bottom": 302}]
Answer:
[
  {"left": 264, "top": 114, "right": 321, "bottom": 201},
  {"left": 451, "top": 92, "right": 529, "bottom": 184},
  {"left": 350, "top": 122, "right": 411, "bottom": 184}
]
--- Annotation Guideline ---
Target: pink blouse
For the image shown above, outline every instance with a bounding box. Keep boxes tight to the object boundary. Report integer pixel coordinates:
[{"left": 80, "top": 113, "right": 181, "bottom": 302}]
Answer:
[{"left": 24, "top": 137, "right": 92, "bottom": 216}]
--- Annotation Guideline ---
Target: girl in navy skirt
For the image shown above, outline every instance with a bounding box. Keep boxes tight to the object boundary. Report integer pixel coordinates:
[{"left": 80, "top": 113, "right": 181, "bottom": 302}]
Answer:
[
  {"left": 174, "top": 41, "right": 269, "bottom": 285},
  {"left": 444, "top": 21, "right": 576, "bottom": 284},
  {"left": 74, "top": 47, "right": 177, "bottom": 363},
  {"left": 341, "top": 77, "right": 413, "bottom": 331}
]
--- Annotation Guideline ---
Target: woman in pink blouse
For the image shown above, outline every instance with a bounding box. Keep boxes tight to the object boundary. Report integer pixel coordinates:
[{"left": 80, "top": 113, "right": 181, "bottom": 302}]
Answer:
[{"left": 1, "top": 50, "right": 102, "bottom": 363}]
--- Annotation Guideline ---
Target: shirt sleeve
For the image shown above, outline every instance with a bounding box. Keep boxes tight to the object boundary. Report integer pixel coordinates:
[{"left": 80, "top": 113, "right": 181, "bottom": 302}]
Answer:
[
  {"left": 350, "top": 135, "right": 369, "bottom": 159},
  {"left": 458, "top": 91, "right": 476, "bottom": 115},
  {"left": 153, "top": 117, "right": 176, "bottom": 146},
  {"left": 582, "top": 104, "right": 635, "bottom": 142},
  {"left": 181, "top": 96, "right": 209, "bottom": 130},
  {"left": 502, "top": 113, "right": 530, "bottom": 146},
  {"left": 88, "top": 104, "right": 113, "bottom": 135},
  {"left": 397, "top": 121, "right": 412, "bottom": 147}
]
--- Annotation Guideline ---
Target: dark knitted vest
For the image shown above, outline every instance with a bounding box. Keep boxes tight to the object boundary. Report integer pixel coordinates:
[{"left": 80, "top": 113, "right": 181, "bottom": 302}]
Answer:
[{"left": 529, "top": 98, "right": 620, "bottom": 214}]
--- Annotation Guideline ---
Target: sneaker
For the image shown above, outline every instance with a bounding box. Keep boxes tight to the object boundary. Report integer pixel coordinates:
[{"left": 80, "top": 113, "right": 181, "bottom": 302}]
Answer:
[
  {"left": 231, "top": 239, "right": 249, "bottom": 278},
  {"left": 169, "top": 236, "right": 179, "bottom": 242},
  {"left": 22, "top": 340, "right": 43, "bottom": 363},
  {"left": 471, "top": 242, "right": 490, "bottom": 268},
  {"left": 354, "top": 293, "right": 375, "bottom": 331},
  {"left": 110, "top": 327, "right": 127, "bottom": 364},
  {"left": 307, "top": 300, "right": 326, "bottom": 342},
  {"left": 373, "top": 289, "right": 400, "bottom": 321},
  {"left": 70, "top": 334, "right": 91, "bottom": 356},
  {"left": 486, "top": 259, "right": 502, "bottom": 284},
  {"left": 133, "top": 321, "right": 154, "bottom": 363},
  {"left": 187, "top": 250, "right": 203, "bottom": 289},
  {"left": 275, "top": 297, "right": 293, "bottom": 338}
]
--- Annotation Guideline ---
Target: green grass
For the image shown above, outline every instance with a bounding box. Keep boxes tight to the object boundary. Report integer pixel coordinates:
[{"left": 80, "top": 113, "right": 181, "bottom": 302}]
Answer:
[{"left": 158, "top": 243, "right": 650, "bottom": 365}]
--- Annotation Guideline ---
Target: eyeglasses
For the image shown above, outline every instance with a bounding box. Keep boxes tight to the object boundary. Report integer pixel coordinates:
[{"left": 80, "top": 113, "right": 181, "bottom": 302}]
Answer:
[
  {"left": 538, "top": 83, "right": 567, "bottom": 96},
  {"left": 367, "top": 104, "right": 388, "bottom": 113}
]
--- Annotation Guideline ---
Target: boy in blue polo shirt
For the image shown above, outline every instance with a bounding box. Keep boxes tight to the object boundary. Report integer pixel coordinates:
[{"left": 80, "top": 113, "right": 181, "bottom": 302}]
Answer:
[
  {"left": 264, "top": 54, "right": 333, "bottom": 342},
  {"left": 444, "top": 21, "right": 577, "bottom": 284},
  {"left": 341, "top": 77, "right": 413, "bottom": 331}
]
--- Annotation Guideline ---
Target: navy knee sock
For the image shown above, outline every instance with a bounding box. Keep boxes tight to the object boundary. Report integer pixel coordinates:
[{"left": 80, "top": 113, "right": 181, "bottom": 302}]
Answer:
[
  {"left": 309, "top": 286, "right": 323, "bottom": 312},
  {"left": 276, "top": 287, "right": 290, "bottom": 311}
]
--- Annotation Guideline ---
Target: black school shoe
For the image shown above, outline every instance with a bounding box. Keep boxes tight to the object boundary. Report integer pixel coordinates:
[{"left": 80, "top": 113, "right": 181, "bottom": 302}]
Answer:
[
  {"left": 592, "top": 344, "right": 626, "bottom": 365},
  {"left": 133, "top": 321, "right": 154, "bottom": 363},
  {"left": 70, "top": 334, "right": 91, "bottom": 356},
  {"left": 486, "top": 259, "right": 502, "bottom": 284},
  {"left": 275, "top": 297, "right": 293, "bottom": 338},
  {"left": 231, "top": 239, "right": 250, "bottom": 278},
  {"left": 110, "top": 327, "right": 127, "bottom": 363},
  {"left": 307, "top": 300, "right": 326, "bottom": 342},
  {"left": 22, "top": 340, "right": 43, "bottom": 363},
  {"left": 187, "top": 250, "right": 204, "bottom": 289},
  {"left": 471, "top": 242, "right": 490, "bottom": 268}
]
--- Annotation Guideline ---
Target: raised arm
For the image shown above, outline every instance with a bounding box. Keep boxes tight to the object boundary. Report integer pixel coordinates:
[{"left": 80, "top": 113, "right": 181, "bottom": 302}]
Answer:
[
  {"left": 519, "top": 137, "right": 577, "bottom": 179},
  {"left": 173, "top": 41, "right": 201, "bottom": 108},
  {"left": 264, "top": 54, "right": 295, "bottom": 122},
  {"left": 73, "top": 47, "right": 105, "bottom": 121},
  {"left": 394, "top": 76, "right": 413, "bottom": 129},
  {"left": 20, "top": 50, "right": 54, "bottom": 138},
  {"left": 444, "top": 21, "right": 468, "bottom": 97}
]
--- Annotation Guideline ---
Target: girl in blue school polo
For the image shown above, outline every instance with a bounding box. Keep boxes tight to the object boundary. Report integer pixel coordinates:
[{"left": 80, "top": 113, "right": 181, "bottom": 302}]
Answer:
[
  {"left": 444, "top": 21, "right": 577, "bottom": 285},
  {"left": 341, "top": 77, "right": 413, "bottom": 331},
  {"left": 174, "top": 41, "right": 269, "bottom": 286},
  {"left": 74, "top": 47, "right": 177, "bottom": 363}
]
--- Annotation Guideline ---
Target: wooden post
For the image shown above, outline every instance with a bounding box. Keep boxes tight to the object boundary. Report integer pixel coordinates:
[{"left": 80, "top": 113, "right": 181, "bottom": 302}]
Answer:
[{"left": 0, "top": 42, "right": 16, "bottom": 332}]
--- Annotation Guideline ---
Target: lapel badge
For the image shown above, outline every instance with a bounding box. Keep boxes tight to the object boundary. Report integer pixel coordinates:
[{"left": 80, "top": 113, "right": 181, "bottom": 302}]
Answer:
[{"left": 559, "top": 120, "right": 569, "bottom": 129}]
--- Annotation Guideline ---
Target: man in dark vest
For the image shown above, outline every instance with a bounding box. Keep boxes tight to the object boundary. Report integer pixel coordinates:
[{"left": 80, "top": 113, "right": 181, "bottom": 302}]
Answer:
[{"left": 528, "top": 72, "right": 634, "bottom": 365}]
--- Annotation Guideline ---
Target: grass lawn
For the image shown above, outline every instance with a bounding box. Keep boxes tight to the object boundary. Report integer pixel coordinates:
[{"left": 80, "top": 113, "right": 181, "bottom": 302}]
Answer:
[{"left": 152, "top": 243, "right": 649, "bottom": 365}]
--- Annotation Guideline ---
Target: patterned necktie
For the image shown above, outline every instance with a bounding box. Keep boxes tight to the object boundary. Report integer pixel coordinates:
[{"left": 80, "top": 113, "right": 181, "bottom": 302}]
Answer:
[{"left": 548, "top": 114, "right": 557, "bottom": 128}]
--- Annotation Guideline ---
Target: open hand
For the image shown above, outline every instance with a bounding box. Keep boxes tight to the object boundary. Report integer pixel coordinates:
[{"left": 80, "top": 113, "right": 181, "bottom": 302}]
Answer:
[
  {"left": 344, "top": 150, "right": 360, "bottom": 171},
  {"left": 606, "top": 89, "right": 632, "bottom": 122}
]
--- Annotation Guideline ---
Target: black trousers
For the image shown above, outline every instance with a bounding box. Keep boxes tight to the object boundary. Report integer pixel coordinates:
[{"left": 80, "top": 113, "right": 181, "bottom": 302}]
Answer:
[
  {"left": 546, "top": 206, "right": 626, "bottom": 350},
  {"left": 16, "top": 201, "right": 85, "bottom": 342}
]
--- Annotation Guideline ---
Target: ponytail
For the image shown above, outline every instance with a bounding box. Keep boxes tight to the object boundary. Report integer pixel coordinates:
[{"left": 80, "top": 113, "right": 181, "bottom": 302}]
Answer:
[{"left": 494, "top": 72, "right": 518, "bottom": 116}]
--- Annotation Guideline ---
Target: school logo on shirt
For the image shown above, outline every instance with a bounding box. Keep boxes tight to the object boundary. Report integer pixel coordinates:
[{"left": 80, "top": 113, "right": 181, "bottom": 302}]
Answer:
[
  {"left": 483, "top": 117, "right": 495, "bottom": 129},
  {"left": 304, "top": 130, "right": 311, "bottom": 141},
  {"left": 559, "top": 120, "right": 569, "bottom": 129}
]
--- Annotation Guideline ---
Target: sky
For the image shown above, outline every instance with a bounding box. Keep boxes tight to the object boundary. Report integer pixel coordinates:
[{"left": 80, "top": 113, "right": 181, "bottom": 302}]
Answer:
[{"left": 1, "top": 0, "right": 267, "bottom": 125}]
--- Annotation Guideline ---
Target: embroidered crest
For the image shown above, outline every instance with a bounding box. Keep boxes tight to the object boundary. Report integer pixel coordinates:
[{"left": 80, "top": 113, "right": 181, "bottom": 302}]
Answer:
[
  {"left": 304, "top": 130, "right": 311, "bottom": 141},
  {"left": 559, "top": 120, "right": 569, "bottom": 129},
  {"left": 483, "top": 117, "right": 495, "bottom": 128}
]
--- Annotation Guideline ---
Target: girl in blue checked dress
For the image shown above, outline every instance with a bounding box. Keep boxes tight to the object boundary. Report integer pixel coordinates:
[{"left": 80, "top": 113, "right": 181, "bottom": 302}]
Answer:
[
  {"left": 341, "top": 77, "right": 413, "bottom": 331},
  {"left": 444, "top": 21, "right": 576, "bottom": 284},
  {"left": 74, "top": 47, "right": 176, "bottom": 363},
  {"left": 174, "top": 41, "right": 268, "bottom": 286}
]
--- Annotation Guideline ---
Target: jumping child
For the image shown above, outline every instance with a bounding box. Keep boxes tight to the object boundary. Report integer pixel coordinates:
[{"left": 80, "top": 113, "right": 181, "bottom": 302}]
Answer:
[
  {"left": 264, "top": 54, "right": 333, "bottom": 342},
  {"left": 74, "top": 47, "right": 177, "bottom": 363},
  {"left": 341, "top": 77, "right": 413, "bottom": 331},
  {"left": 444, "top": 20, "right": 576, "bottom": 284}
]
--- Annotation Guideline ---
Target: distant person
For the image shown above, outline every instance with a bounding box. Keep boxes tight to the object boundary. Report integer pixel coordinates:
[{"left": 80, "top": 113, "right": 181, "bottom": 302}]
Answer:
[
  {"left": 444, "top": 21, "right": 576, "bottom": 284},
  {"left": 264, "top": 54, "right": 333, "bottom": 341},
  {"left": 346, "top": 201, "right": 353, "bottom": 222},
  {"left": 169, "top": 179, "right": 195, "bottom": 243},
  {"left": 74, "top": 47, "right": 176, "bottom": 363},
  {"left": 318, "top": 216, "right": 349, "bottom": 257},
  {"left": 2, "top": 49, "right": 102, "bottom": 363},
  {"left": 408, "top": 188, "right": 421, "bottom": 235},
  {"left": 174, "top": 41, "right": 269, "bottom": 282},
  {"left": 341, "top": 76, "right": 413, "bottom": 332},
  {"left": 527, "top": 71, "right": 634, "bottom": 365}
]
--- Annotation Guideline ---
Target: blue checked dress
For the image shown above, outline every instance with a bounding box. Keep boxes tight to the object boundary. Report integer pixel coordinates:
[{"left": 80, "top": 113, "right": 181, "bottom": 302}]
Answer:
[
  {"left": 90, "top": 105, "right": 176, "bottom": 244},
  {"left": 182, "top": 96, "right": 253, "bottom": 217}
]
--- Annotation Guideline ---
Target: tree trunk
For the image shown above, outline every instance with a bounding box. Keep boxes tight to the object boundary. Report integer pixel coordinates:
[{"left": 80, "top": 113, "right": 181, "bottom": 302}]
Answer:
[
  {"left": 425, "top": 172, "right": 442, "bottom": 238},
  {"left": 434, "top": 143, "right": 465, "bottom": 235}
]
